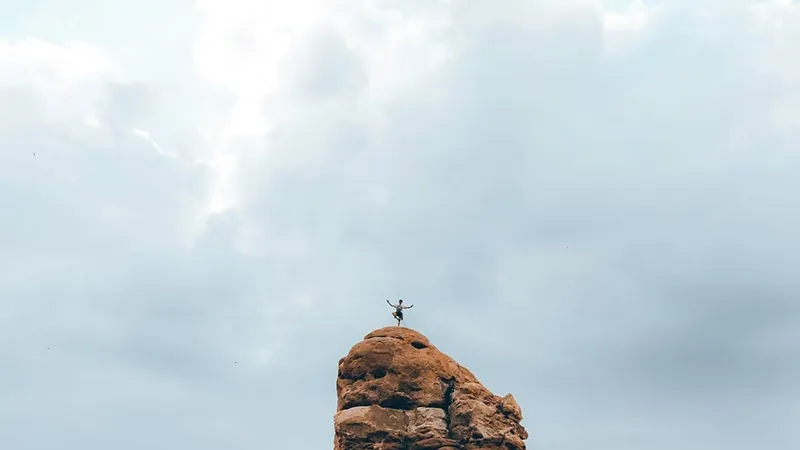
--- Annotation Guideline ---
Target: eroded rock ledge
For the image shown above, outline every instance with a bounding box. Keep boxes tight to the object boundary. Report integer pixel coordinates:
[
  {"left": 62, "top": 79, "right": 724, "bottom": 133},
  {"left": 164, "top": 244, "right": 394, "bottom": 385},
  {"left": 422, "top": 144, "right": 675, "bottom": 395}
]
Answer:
[{"left": 334, "top": 327, "right": 528, "bottom": 450}]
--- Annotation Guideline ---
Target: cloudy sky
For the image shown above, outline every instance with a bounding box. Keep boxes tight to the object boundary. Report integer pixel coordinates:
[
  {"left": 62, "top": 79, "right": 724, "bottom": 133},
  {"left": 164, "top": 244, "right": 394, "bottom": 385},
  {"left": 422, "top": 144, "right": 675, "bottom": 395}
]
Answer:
[{"left": 1, "top": 0, "right": 799, "bottom": 449}]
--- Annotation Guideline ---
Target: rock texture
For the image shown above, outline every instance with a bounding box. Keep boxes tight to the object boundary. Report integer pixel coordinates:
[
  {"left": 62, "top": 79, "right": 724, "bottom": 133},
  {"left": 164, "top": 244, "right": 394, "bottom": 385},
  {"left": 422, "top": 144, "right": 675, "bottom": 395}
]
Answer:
[{"left": 334, "top": 327, "right": 528, "bottom": 450}]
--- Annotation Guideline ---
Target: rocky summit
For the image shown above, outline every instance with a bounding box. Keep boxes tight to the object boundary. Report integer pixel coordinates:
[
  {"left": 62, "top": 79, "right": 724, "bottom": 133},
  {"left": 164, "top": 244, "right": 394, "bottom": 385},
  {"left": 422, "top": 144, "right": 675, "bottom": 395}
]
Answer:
[{"left": 334, "top": 327, "right": 528, "bottom": 450}]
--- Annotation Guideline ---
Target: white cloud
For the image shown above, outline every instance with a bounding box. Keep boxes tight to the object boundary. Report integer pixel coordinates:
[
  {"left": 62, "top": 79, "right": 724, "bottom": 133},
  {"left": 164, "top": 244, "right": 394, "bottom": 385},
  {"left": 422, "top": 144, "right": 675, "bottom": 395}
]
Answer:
[
  {"left": 602, "top": 2, "right": 652, "bottom": 32},
  {"left": 0, "top": 38, "right": 116, "bottom": 87},
  {"left": 0, "top": 38, "right": 117, "bottom": 134},
  {"left": 191, "top": 0, "right": 453, "bottom": 212}
]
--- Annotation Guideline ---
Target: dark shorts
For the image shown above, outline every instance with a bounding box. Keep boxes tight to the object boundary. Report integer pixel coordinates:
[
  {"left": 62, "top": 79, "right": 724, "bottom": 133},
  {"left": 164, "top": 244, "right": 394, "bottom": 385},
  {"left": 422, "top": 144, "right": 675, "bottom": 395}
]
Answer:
[{"left": 395, "top": 310, "right": 403, "bottom": 319}]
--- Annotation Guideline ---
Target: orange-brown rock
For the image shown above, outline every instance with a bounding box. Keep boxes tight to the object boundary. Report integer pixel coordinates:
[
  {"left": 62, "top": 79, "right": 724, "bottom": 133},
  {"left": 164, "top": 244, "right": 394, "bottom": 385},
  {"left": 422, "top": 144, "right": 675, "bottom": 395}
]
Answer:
[{"left": 334, "top": 327, "right": 528, "bottom": 450}]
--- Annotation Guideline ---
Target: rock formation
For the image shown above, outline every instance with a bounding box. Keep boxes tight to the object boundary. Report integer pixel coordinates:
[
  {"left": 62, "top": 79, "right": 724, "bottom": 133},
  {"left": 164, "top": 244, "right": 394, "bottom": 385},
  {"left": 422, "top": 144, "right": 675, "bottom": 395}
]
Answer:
[{"left": 334, "top": 327, "right": 528, "bottom": 450}]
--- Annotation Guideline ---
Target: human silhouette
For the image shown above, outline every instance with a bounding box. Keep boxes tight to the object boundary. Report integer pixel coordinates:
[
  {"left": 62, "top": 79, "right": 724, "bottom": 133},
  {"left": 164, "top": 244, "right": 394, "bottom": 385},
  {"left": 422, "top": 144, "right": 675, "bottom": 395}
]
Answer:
[{"left": 386, "top": 298, "right": 413, "bottom": 326}]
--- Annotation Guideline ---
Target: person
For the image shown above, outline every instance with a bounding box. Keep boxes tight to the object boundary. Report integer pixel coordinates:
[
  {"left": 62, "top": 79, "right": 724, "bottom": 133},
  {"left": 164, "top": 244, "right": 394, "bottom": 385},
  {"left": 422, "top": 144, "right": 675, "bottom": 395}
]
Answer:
[{"left": 387, "top": 298, "right": 413, "bottom": 326}]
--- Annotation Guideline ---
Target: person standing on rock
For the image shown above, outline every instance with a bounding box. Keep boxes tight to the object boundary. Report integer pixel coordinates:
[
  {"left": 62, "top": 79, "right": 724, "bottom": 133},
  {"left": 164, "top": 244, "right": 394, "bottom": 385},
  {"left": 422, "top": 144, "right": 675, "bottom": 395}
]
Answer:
[{"left": 387, "top": 299, "right": 413, "bottom": 326}]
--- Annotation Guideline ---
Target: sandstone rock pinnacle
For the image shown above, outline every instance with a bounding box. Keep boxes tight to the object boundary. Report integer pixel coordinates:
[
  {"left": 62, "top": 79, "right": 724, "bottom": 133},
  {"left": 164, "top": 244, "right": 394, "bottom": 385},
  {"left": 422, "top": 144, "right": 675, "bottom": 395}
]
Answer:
[{"left": 334, "top": 327, "right": 528, "bottom": 450}]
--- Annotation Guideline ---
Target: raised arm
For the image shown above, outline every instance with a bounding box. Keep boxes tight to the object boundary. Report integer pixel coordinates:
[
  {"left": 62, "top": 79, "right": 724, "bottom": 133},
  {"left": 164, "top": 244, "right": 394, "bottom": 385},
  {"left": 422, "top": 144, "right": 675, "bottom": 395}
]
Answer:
[
  {"left": 386, "top": 299, "right": 395, "bottom": 307},
  {"left": 404, "top": 304, "right": 414, "bottom": 309}
]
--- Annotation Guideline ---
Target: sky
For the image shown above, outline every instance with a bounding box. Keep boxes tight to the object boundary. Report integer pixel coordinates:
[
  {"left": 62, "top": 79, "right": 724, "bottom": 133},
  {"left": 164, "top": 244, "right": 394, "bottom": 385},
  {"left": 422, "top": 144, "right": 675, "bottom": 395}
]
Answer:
[{"left": 1, "top": 0, "right": 799, "bottom": 449}]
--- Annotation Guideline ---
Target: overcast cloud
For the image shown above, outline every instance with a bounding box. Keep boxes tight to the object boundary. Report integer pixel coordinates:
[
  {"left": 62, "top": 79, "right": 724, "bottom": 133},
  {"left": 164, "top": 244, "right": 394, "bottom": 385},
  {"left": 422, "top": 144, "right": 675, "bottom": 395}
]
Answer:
[{"left": 1, "top": 1, "right": 799, "bottom": 449}]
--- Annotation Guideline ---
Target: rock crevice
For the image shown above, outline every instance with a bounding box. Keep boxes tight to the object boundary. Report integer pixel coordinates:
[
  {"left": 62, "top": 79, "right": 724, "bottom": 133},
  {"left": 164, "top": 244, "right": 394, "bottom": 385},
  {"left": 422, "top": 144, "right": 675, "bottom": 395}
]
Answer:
[{"left": 334, "top": 327, "right": 528, "bottom": 450}]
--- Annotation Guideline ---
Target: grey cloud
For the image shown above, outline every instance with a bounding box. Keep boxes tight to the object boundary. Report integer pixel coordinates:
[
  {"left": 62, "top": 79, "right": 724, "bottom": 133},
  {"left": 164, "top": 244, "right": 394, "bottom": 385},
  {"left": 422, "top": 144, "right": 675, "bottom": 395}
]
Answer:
[
  {"left": 287, "top": 28, "right": 368, "bottom": 100},
  {"left": 2, "top": 2, "right": 800, "bottom": 450},
  {"left": 233, "top": 4, "right": 799, "bottom": 449}
]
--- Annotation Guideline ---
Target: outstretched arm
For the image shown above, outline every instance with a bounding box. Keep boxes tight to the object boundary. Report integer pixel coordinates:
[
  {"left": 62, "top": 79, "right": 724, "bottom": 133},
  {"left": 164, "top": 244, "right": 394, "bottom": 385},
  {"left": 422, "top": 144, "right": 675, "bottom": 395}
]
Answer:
[
  {"left": 404, "top": 304, "right": 414, "bottom": 309},
  {"left": 386, "top": 299, "right": 395, "bottom": 307}
]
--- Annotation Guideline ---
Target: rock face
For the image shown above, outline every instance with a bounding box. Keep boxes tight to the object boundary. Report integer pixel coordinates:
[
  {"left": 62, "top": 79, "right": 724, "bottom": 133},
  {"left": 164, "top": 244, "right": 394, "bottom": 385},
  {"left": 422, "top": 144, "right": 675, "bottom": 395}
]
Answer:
[{"left": 334, "top": 327, "right": 528, "bottom": 450}]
